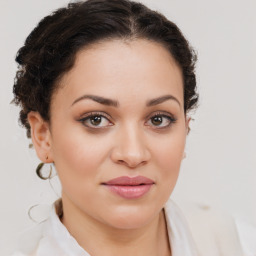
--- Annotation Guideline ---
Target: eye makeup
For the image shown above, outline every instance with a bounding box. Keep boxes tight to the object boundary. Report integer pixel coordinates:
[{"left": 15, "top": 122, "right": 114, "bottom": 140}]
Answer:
[{"left": 77, "top": 110, "right": 177, "bottom": 130}]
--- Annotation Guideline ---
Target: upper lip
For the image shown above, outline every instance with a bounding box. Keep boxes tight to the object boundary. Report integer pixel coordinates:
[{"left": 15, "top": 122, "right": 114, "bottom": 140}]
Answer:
[{"left": 103, "top": 176, "right": 154, "bottom": 186}]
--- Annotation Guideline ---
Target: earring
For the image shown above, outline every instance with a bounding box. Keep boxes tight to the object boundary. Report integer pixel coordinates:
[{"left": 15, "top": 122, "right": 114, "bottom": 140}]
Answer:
[
  {"left": 36, "top": 162, "right": 53, "bottom": 180},
  {"left": 28, "top": 204, "right": 51, "bottom": 224}
]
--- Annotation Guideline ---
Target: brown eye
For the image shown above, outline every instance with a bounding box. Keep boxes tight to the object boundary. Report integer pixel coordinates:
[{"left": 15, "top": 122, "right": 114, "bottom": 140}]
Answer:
[
  {"left": 151, "top": 116, "right": 163, "bottom": 126},
  {"left": 90, "top": 116, "right": 102, "bottom": 126},
  {"left": 79, "top": 113, "right": 112, "bottom": 128},
  {"left": 146, "top": 113, "right": 176, "bottom": 129}
]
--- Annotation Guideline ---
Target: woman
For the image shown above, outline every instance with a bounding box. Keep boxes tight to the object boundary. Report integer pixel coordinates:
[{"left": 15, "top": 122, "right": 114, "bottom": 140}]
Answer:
[{"left": 11, "top": 0, "right": 254, "bottom": 255}]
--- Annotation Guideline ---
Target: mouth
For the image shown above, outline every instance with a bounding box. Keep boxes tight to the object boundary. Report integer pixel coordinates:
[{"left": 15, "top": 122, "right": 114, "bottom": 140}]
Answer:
[{"left": 102, "top": 176, "right": 155, "bottom": 199}]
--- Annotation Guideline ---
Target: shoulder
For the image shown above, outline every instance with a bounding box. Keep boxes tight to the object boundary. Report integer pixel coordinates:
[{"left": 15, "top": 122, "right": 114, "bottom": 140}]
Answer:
[
  {"left": 9, "top": 199, "right": 63, "bottom": 256},
  {"left": 235, "top": 218, "right": 256, "bottom": 256},
  {"left": 9, "top": 222, "right": 44, "bottom": 256},
  {"left": 165, "top": 199, "right": 256, "bottom": 256},
  {"left": 182, "top": 201, "right": 243, "bottom": 256}
]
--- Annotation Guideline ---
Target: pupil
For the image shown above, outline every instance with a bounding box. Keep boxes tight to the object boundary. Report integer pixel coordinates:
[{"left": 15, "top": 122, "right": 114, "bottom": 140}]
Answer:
[
  {"left": 152, "top": 116, "right": 162, "bottom": 125},
  {"left": 91, "top": 116, "right": 101, "bottom": 125}
]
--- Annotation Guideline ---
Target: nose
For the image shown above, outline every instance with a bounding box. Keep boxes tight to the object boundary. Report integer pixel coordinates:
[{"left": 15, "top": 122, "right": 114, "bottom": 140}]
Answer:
[{"left": 110, "top": 124, "right": 151, "bottom": 169}]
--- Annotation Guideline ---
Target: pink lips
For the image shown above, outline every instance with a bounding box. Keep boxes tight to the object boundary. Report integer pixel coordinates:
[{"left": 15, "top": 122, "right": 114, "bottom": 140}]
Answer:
[{"left": 102, "top": 176, "right": 154, "bottom": 199}]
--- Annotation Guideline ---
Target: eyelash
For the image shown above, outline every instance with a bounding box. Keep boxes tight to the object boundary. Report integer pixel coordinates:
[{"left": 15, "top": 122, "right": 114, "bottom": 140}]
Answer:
[
  {"left": 78, "top": 111, "right": 177, "bottom": 130},
  {"left": 145, "top": 111, "right": 177, "bottom": 129},
  {"left": 78, "top": 112, "right": 113, "bottom": 129}
]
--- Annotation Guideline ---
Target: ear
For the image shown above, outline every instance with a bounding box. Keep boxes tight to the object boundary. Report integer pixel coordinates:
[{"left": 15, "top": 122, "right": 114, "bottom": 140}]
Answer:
[
  {"left": 185, "top": 116, "right": 191, "bottom": 135},
  {"left": 27, "top": 111, "right": 53, "bottom": 163},
  {"left": 182, "top": 116, "right": 191, "bottom": 160}
]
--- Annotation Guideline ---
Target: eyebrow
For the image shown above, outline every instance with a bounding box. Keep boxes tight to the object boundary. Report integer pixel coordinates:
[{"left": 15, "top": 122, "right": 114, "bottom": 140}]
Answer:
[
  {"left": 71, "top": 94, "right": 181, "bottom": 107},
  {"left": 146, "top": 95, "right": 181, "bottom": 107},
  {"left": 72, "top": 95, "right": 119, "bottom": 107}
]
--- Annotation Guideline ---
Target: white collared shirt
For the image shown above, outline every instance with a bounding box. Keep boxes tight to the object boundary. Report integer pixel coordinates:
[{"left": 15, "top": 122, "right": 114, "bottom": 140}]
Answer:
[{"left": 10, "top": 199, "right": 256, "bottom": 256}]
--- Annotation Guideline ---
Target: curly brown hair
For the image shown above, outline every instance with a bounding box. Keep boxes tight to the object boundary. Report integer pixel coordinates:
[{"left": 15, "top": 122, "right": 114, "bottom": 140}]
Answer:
[{"left": 13, "top": 0, "right": 198, "bottom": 138}]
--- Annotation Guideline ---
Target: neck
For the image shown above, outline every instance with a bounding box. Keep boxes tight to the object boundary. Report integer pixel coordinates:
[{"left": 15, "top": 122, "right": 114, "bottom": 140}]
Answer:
[{"left": 60, "top": 195, "right": 171, "bottom": 256}]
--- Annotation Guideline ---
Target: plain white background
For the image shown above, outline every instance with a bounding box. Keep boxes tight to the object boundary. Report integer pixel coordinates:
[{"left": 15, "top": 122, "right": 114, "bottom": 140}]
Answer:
[{"left": 1, "top": 0, "right": 255, "bottom": 254}]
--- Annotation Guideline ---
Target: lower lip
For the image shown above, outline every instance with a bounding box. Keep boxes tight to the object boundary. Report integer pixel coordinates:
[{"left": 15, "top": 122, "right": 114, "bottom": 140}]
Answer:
[{"left": 104, "top": 184, "right": 153, "bottom": 199}]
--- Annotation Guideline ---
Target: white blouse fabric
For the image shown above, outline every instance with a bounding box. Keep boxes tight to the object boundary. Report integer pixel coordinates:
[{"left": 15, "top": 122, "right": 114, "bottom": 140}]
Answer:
[{"left": 11, "top": 198, "right": 256, "bottom": 256}]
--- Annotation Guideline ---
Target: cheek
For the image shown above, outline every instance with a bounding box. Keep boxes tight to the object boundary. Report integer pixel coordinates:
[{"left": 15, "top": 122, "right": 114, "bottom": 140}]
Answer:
[
  {"left": 153, "top": 130, "right": 186, "bottom": 189},
  {"left": 155, "top": 131, "right": 185, "bottom": 168},
  {"left": 50, "top": 127, "right": 110, "bottom": 188}
]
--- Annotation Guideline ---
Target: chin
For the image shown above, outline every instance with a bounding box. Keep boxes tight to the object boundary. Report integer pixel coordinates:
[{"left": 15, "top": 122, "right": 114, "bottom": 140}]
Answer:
[{"left": 103, "top": 205, "right": 161, "bottom": 230}]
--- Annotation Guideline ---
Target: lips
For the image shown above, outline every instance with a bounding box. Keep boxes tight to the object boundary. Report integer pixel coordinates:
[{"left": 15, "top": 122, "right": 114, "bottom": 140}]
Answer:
[{"left": 102, "top": 176, "right": 154, "bottom": 199}]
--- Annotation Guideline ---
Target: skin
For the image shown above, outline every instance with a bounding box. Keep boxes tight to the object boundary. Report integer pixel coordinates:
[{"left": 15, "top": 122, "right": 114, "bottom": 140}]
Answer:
[{"left": 28, "top": 39, "right": 189, "bottom": 256}]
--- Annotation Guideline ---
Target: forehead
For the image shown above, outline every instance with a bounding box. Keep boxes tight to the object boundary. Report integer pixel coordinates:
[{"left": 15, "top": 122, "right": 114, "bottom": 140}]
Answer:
[{"left": 54, "top": 39, "right": 184, "bottom": 108}]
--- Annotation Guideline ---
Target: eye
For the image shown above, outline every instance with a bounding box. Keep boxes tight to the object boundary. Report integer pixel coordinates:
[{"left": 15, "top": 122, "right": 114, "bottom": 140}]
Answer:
[
  {"left": 146, "top": 112, "right": 176, "bottom": 129},
  {"left": 79, "top": 112, "right": 113, "bottom": 128}
]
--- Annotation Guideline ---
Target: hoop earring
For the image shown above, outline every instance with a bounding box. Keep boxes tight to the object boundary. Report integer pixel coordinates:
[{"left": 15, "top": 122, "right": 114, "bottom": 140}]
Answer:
[
  {"left": 36, "top": 162, "right": 53, "bottom": 180},
  {"left": 28, "top": 204, "right": 40, "bottom": 223},
  {"left": 28, "top": 204, "right": 51, "bottom": 224}
]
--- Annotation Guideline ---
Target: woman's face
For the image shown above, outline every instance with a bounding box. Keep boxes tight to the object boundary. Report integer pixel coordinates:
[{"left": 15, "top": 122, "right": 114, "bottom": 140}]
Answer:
[{"left": 39, "top": 39, "right": 188, "bottom": 229}]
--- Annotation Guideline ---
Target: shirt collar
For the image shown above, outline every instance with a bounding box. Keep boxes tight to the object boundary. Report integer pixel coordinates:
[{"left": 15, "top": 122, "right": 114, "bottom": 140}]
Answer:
[
  {"left": 40, "top": 198, "right": 199, "bottom": 256},
  {"left": 164, "top": 199, "right": 199, "bottom": 256}
]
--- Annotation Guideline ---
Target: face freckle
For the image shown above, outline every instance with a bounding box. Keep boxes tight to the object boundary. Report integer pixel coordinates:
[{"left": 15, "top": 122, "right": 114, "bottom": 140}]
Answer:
[{"left": 48, "top": 39, "right": 188, "bottom": 230}]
